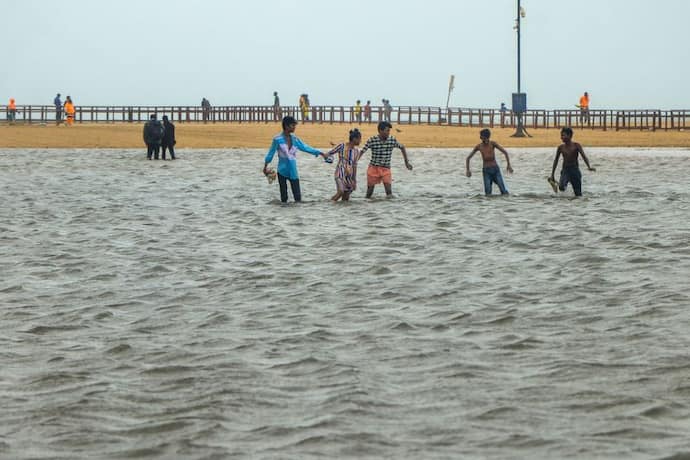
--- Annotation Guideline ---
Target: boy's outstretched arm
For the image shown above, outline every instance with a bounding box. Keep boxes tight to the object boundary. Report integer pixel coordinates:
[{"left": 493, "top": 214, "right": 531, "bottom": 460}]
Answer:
[
  {"left": 494, "top": 142, "right": 514, "bottom": 173},
  {"left": 550, "top": 148, "right": 561, "bottom": 181},
  {"left": 578, "top": 144, "right": 596, "bottom": 171},
  {"left": 466, "top": 146, "right": 479, "bottom": 177},
  {"left": 399, "top": 145, "right": 413, "bottom": 170}
]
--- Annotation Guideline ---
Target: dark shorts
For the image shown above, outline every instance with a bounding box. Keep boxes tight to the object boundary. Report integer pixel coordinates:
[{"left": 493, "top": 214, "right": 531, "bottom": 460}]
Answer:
[{"left": 559, "top": 166, "right": 582, "bottom": 196}]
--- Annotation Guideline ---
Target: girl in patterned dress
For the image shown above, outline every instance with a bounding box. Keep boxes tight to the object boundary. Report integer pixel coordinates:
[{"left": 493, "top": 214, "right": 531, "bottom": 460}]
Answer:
[{"left": 326, "top": 128, "right": 362, "bottom": 201}]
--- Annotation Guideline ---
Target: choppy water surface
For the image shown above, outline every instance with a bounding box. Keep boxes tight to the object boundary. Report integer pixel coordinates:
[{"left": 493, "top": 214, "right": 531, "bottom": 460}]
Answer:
[{"left": 2, "top": 147, "right": 690, "bottom": 459}]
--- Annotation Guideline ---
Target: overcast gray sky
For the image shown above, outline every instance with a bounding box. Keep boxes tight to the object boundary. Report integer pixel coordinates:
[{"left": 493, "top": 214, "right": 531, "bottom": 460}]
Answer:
[{"left": 2, "top": 0, "right": 688, "bottom": 109}]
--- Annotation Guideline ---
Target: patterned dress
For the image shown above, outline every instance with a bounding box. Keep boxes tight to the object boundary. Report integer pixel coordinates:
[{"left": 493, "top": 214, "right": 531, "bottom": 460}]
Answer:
[{"left": 327, "top": 143, "right": 359, "bottom": 193}]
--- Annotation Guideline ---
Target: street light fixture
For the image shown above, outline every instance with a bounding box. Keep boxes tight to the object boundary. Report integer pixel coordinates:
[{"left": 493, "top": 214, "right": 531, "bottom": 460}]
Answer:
[{"left": 511, "top": 0, "right": 531, "bottom": 137}]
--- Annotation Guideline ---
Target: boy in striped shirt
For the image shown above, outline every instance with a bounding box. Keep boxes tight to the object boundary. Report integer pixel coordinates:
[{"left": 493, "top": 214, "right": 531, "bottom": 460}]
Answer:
[{"left": 358, "top": 121, "right": 413, "bottom": 198}]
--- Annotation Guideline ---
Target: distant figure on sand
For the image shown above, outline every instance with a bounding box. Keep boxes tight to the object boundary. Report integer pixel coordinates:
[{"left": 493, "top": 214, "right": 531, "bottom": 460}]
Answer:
[
  {"left": 263, "top": 116, "right": 327, "bottom": 203},
  {"left": 201, "top": 97, "right": 211, "bottom": 123},
  {"left": 54, "top": 93, "right": 62, "bottom": 125},
  {"left": 354, "top": 100, "right": 362, "bottom": 124},
  {"left": 363, "top": 100, "right": 372, "bottom": 123},
  {"left": 358, "top": 121, "right": 413, "bottom": 198},
  {"left": 549, "top": 127, "right": 595, "bottom": 197},
  {"left": 465, "top": 128, "right": 513, "bottom": 195},
  {"left": 161, "top": 115, "right": 176, "bottom": 160},
  {"left": 326, "top": 128, "right": 362, "bottom": 201},
  {"left": 143, "top": 114, "right": 165, "bottom": 160},
  {"left": 7, "top": 98, "right": 17, "bottom": 124},
  {"left": 299, "top": 94, "right": 310, "bottom": 121},
  {"left": 64, "top": 96, "right": 75, "bottom": 126},
  {"left": 578, "top": 91, "right": 590, "bottom": 124},
  {"left": 382, "top": 99, "right": 393, "bottom": 122},
  {"left": 273, "top": 91, "right": 281, "bottom": 121}
]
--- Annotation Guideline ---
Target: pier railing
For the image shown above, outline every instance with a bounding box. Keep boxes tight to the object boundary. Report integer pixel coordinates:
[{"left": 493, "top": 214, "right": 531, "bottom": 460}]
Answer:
[{"left": 2, "top": 105, "right": 689, "bottom": 131}]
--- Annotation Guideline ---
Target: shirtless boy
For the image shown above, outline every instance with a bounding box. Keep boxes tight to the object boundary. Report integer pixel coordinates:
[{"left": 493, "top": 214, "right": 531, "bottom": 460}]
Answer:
[
  {"left": 549, "top": 127, "right": 596, "bottom": 196},
  {"left": 465, "top": 128, "right": 513, "bottom": 195}
]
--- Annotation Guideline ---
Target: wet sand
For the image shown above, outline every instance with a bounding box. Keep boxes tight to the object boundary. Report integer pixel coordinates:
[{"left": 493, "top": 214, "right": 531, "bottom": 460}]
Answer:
[{"left": 1, "top": 123, "right": 689, "bottom": 149}]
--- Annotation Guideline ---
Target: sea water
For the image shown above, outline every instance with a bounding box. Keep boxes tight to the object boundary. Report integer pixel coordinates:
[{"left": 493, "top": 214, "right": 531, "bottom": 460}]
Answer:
[{"left": 1, "top": 148, "right": 690, "bottom": 459}]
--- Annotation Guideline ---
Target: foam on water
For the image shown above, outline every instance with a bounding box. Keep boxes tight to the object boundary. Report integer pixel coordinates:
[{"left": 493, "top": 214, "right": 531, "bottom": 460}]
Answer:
[{"left": 1, "top": 147, "right": 690, "bottom": 459}]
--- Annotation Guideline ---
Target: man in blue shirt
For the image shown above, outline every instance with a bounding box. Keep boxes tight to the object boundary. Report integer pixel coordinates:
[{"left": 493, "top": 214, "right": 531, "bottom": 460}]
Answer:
[
  {"left": 54, "top": 93, "right": 62, "bottom": 125},
  {"left": 263, "top": 116, "right": 327, "bottom": 203}
]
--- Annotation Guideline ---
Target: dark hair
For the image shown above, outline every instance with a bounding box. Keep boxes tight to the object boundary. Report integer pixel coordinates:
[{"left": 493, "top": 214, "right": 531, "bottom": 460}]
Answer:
[
  {"left": 150, "top": 114, "right": 157, "bottom": 120},
  {"left": 480, "top": 128, "right": 491, "bottom": 138},
  {"left": 561, "top": 127, "right": 573, "bottom": 137},
  {"left": 282, "top": 116, "right": 297, "bottom": 129},
  {"left": 162, "top": 115, "right": 169, "bottom": 122},
  {"left": 377, "top": 121, "right": 392, "bottom": 131},
  {"left": 349, "top": 128, "right": 361, "bottom": 141}
]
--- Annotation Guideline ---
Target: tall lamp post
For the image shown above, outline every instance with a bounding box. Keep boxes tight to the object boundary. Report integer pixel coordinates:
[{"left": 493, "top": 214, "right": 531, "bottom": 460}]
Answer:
[{"left": 511, "top": 0, "right": 530, "bottom": 137}]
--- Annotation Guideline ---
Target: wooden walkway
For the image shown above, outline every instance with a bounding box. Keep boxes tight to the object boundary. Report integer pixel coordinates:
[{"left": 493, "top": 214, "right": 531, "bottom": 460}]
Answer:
[{"left": 3, "top": 104, "right": 689, "bottom": 131}]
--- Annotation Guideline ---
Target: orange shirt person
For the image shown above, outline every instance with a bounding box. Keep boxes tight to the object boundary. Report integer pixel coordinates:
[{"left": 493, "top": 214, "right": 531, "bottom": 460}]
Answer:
[
  {"left": 8, "top": 98, "right": 17, "bottom": 123},
  {"left": 578, "top": 91, "right": 590, "bottom": 124},
  {"left": 579, "top": 92, "right": 589, "bottom": 110},
  {"left": 64, "top": 96, "right": 75, "bottom": 126}
]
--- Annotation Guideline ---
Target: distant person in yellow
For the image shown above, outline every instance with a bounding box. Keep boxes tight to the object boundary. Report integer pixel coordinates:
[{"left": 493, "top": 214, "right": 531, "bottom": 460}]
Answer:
[
  {"left": 8, "top": 98, "right": 17, "bottom": 124},
  {"left": 354, "top": 100, "right": 362, "bottom": 123},
  {"left": 299, "top": 93, "right": 310, "bottom": 121},
  {"left": 64, "top": 96, "right": 75, "bottom": 126},
  {"left": 578, "top": 91, "right": 590, "bottom": 124}
]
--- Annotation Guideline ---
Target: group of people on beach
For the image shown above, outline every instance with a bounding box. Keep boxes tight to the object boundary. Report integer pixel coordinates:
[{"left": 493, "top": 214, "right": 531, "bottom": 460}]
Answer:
[
  {"left": 271, "top": 93, "right": 382, "bottom": 125},
  {"left": 53, "top": 93, "right": 76, "bottom": 126},
  {"left": 263, "top": 116, "right": 595, "bottom": 203},
  {"left": 5, "top": 94, "right": 76, "bottom": 125},
  {"left": 142, "top": 114, "right": 177, "bottom": 160}
]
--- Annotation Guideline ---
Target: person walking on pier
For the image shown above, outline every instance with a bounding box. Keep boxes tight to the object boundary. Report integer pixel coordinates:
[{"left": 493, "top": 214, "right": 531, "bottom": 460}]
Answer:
[
  {"left": 161, "top": 115, "right": 176, "bottom": 160},
  {"left": 299, "top": 94, "right": 310, "bottom": 121},
  {"left": 143, "top": 114, "right": 165, "bottom": 160},
  {"left": 54, "top": 93, "right": 62, "bottom": 125},
  {"left": 64, "top": 96, "right": 75, "bottom": 126},
  {"left": 354, "top": 100, "right": 362, "bottom": 124},
  {"left": 273, "top": 91, "right": 281, "bottom": 121},
  {"left": 201, "top": 97, "right": 211, "bottom": 123},
  {"left": 578, "top": 91, "right": 590, "bottom": 125},
  {"left": 364, "top": 100, "right": 372, "bottom": 123},
  {"left": 382, "top": 99, "right": 393, "bottom": 122},
  {"left": 7, "top": 98, "right": 17, "bottom": 124}
]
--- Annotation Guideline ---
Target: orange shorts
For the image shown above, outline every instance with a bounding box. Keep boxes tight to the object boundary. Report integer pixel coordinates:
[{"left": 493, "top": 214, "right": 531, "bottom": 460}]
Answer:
[{"left": 367, "top": 165, "right": 392, "bottom": 186}]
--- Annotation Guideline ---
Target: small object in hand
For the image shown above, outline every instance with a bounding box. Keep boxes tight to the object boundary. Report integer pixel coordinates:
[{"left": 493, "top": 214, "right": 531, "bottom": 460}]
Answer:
[
  {"left": 265, "top": 168, "right": 277, "bottom": 184},
  {"left": 547, "top": 177, "right": 558, "bottom": 193}
]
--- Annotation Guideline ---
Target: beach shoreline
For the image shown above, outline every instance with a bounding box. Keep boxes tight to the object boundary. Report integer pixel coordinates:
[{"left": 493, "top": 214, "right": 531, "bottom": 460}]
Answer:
[{"left": 1, "top": 123, "right": 689, "bottom": 149}]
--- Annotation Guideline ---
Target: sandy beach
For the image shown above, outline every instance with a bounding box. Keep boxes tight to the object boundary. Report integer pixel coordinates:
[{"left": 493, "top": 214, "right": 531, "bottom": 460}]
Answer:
[{"left": 2, "top": 123, "right": 689, "bottom": 149}]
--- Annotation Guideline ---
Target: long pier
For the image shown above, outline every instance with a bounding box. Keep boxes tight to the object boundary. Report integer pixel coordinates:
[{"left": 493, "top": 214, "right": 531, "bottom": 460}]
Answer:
[{"left": 2, "top": 104, "right": 689, "bottom": 131}]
